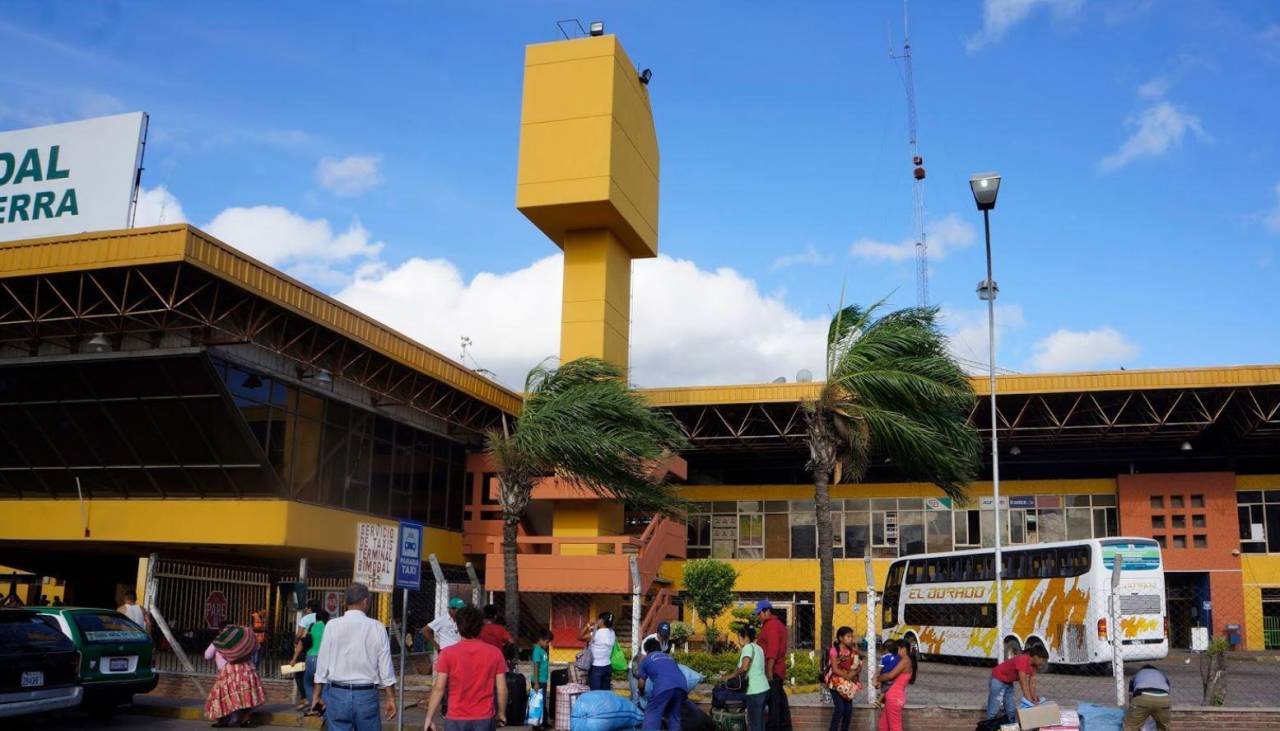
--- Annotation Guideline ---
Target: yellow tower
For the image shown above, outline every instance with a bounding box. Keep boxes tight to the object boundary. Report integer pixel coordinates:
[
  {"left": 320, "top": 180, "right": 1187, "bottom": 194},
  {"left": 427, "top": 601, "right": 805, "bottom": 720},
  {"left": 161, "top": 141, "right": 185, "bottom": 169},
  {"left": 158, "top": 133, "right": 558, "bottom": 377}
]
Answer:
[
  {"left": 515, "top": 33, "right": 659, "bottom": 564},
  {"left": 516, "top": 33, "right": 659, "bottom": 372}
]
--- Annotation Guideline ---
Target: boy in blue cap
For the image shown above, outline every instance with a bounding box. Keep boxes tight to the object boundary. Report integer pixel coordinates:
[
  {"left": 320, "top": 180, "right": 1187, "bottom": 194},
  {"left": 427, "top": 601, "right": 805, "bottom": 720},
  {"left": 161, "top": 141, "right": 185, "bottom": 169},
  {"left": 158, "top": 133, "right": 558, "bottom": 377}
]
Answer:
[{"left": 636, "top": 637, "right": 688, "bottom": 731}]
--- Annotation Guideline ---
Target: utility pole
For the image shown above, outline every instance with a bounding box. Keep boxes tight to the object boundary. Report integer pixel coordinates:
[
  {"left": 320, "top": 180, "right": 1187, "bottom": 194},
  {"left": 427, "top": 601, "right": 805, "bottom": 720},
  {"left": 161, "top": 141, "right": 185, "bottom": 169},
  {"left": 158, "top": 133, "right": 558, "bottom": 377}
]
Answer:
[{"left": 890, "top": 0, "right": 930, "bottom": 307}]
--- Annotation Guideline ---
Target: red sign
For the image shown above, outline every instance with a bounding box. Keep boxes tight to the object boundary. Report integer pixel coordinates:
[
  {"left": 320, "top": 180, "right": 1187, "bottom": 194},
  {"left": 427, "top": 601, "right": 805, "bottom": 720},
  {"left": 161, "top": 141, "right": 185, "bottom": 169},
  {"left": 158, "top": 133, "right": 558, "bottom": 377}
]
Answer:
[
  {"left": 204, "top": 590, "right": 228, "bottom": 629},
  {"left": 323, "top": 590, "right": 342, "bottom": 616}
]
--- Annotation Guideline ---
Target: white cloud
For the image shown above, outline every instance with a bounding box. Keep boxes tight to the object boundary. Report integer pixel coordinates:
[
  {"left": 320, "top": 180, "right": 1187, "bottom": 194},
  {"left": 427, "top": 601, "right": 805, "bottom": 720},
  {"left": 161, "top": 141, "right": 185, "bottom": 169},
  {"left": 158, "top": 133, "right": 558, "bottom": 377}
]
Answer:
[
  {"left": 1262, "top": 181, "right": 1280, "bottom": 234},
  {"left": 1136, "top": 76, "right": 1170, "bottom": 99},
  {"left": 850, "top": 214, "right": 976, "bottom": 263},
  {"left": 133, "top": 186, "right": 187, "bottom": 226},
  {"left": 966, "top": 0, "right": 1084, "bottom": 53},
  {"left": 338, "top": 254, "right": 828, "bottom": 388},
  {"left": 940, "top": 304, "right": 1026, "bottom": 373},
  {"left": 205, "top": 206, "right": 383, "bottom": 288},
  {"left": 1030, "top": 326, "right": 1138, "bottom": 371},
  {"left": 771, "top": 245, "right": 830, "bottom": 271},
  {"left": 1098, "top": 101, "right": 1208, "bottom": 172},
  {"left": 315, "top": 155, "right": 382, "bottom": 197}
]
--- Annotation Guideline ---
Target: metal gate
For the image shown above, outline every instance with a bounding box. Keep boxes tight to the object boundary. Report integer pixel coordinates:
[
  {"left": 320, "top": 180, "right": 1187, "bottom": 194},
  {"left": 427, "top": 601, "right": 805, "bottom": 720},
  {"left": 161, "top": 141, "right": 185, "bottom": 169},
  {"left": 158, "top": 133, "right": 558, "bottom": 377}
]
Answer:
[{"left": 151, "top": 559, "right": 272, "bottom": 678}]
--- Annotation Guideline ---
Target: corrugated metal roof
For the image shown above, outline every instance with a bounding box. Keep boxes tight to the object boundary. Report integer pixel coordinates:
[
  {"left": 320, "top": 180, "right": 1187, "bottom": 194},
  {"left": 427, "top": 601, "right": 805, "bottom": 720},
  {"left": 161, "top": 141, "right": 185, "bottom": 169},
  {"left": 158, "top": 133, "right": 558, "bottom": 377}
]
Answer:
[
  {"left": 639, "top": 364, "right": 1280, "bottom": 407},
  {"left": 0, "top": 224, "right": 523, "bottom": 415}
]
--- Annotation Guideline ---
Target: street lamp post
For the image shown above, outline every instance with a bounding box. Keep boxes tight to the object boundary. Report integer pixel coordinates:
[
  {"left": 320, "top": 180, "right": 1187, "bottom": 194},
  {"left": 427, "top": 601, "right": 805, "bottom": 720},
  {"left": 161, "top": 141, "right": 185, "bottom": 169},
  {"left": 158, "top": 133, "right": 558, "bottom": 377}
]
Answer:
[{"left": 970, "top": 172, "right": 1006, "bottom": 659}]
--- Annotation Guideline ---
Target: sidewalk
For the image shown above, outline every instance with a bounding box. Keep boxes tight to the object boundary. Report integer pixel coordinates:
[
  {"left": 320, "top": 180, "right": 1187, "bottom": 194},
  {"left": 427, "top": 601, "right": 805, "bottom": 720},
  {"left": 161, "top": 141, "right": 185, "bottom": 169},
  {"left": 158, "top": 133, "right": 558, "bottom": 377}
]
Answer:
[{"left": 128, "top": 693, "right": 431, "bottom": 730}]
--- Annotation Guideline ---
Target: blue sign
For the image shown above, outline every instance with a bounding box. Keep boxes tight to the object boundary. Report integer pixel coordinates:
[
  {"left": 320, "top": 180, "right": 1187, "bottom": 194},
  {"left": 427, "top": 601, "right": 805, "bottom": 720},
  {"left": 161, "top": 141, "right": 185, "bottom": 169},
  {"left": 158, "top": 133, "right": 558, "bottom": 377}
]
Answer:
[
  {"left": 396, "top": 520, "right": 424, "bottom": 591},
  {"left": 1009, "top": 496, "right": 1036, "bottom": 509}
]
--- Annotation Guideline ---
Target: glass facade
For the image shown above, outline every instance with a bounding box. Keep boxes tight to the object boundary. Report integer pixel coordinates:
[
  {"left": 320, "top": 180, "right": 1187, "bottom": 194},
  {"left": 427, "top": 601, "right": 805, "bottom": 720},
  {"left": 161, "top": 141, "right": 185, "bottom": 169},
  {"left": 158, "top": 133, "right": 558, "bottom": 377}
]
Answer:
[
  {"left": 0, "top": 354, "right": 468, "bottom": 531},
  {"left": 1238, "top": 490, "right": 1280, "bottom": 554},
  {"left": 214, "top": 358, "right": 468, "bottom": 531},
  {"left": 685, "top": 494, "right": 1120, "bottom": 560}
]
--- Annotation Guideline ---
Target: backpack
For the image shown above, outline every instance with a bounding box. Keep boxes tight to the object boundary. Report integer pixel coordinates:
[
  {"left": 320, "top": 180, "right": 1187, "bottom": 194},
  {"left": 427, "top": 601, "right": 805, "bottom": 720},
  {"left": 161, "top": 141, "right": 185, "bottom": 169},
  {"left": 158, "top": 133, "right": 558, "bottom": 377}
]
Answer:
[{"left": 975, "top": 713, "right": 1011, "bottom": 731}]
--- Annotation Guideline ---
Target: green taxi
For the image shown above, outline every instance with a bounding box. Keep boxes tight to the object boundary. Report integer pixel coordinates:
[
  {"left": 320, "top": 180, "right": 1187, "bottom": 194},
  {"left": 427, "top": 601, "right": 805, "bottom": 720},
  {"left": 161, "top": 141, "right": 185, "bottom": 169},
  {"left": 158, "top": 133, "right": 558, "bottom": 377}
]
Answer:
[{"left": 30, "top": 607, "right": 159, "bottom": 714}]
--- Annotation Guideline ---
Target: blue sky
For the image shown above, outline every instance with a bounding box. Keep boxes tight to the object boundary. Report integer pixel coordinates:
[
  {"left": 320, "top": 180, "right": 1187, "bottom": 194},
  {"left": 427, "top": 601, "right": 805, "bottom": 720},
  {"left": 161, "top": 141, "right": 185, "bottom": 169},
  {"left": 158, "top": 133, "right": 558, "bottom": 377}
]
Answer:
[{"left": 2, "top": 1, "right": 1278, "bottom": 387}]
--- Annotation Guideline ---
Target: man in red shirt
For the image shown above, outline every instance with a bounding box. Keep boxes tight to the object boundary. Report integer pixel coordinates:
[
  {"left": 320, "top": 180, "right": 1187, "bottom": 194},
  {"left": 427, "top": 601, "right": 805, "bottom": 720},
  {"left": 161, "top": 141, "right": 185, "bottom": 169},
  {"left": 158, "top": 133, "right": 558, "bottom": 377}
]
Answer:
[
  {"left": 753, "top": 600, "right": 790, "bottom": 731},
  {"left": 986, "top": 645, "right": 1048, "bottom": 721},
  {"left": 425, "top": 605, "right": 508, "bottom": 731},
  {"left": 478, "top": 605, "right": 514, "bottom": 656}
]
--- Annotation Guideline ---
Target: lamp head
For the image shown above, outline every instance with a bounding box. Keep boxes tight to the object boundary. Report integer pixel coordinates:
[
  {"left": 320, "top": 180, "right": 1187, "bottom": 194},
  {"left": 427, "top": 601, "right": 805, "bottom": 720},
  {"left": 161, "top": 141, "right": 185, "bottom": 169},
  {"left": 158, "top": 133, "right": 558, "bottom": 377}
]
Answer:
[
  {"left": 970, "top": 172, "right": 1002, "bottom": 211},
  {"left": 588, "top": 21, "right": 605, "bottom": 36}
]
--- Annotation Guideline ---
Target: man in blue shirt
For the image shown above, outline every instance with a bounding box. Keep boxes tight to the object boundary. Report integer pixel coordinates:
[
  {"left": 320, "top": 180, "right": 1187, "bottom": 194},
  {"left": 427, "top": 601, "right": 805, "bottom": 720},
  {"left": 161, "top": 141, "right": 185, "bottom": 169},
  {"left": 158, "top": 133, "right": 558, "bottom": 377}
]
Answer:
[{"left": 636, "top": 638, "right": 687, "bottom": 731}]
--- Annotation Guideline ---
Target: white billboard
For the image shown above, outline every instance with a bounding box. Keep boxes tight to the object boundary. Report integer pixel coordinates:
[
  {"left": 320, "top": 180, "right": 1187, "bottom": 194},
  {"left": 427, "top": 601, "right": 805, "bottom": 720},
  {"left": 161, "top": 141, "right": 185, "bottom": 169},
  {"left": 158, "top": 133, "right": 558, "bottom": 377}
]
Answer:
[{"left": 0, "top": 112, "right": 147, "bottom": 243}]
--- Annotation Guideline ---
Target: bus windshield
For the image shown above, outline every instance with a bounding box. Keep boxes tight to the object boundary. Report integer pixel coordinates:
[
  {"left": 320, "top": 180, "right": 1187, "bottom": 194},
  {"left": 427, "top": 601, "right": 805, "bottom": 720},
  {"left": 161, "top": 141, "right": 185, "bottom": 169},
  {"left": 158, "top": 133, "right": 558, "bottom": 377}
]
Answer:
[{"left": 1100, "top": 539, "right": 1161, "bottom": 571}]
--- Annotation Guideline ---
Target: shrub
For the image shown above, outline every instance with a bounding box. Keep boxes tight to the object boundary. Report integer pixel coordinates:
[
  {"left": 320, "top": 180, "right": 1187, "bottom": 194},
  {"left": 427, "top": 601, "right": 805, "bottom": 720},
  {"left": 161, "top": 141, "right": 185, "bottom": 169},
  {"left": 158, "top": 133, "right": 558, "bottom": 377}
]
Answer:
[
  {"left": 728, "top": 606, "right": 759, "bottom": 637},
  {"left": 682, "top": 560, "right": 737, "bottom": 642},
  {"left": 672, "top": 651, "right": 740, "bottom": 679},
  {"left": 669, "top": 622, "right": 693, "bottom": 648},
  {"left": 786, "top": 653, "right": 822, "bottom": 685}
]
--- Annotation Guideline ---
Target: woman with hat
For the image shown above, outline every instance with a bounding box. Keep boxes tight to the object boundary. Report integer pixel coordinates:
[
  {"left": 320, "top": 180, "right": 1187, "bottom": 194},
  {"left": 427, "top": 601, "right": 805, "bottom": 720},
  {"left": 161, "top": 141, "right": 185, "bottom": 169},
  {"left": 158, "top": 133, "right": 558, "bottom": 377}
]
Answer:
[{"left": 204, "top": 624, "right": 266, "bottom": 728}]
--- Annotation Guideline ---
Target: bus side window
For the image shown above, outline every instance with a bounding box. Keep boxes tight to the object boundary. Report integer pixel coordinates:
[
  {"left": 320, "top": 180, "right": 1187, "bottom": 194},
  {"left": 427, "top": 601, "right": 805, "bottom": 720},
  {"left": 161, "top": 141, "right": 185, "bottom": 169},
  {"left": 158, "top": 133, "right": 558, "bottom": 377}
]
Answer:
[{"left": 976, "top": 555, "right": 993, "bottom": 581}]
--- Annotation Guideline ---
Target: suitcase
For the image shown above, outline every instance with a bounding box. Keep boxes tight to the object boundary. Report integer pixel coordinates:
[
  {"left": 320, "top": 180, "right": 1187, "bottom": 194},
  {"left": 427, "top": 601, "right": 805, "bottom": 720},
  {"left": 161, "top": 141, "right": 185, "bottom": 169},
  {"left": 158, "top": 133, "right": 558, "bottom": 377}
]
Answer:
[
  {"left": 548, "top": 668, "right": 571, "bottom": 724},
  {"left": 505, "top": 671, "right": 528, "bottom": 726},
  {"left": 712, "top": 707, "right": 748, "bottom": 731},
  {"left": 554, "top": 682, "right": 589, "bottom": 731}
]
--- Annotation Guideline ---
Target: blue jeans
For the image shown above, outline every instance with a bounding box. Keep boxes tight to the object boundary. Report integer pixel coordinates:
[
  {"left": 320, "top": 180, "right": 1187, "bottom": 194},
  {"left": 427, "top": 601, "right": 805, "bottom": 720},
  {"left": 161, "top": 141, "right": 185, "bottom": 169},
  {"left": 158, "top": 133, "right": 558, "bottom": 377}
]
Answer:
[
  {"left": 588, "top": 664, "right": 612, "bottom": 691},
  {"left": 745, "top": 691, "right": 767, "bottom": 731},
  {"left": 643, "top": 688, "right": 686, "bottom": 731},
  {"left": 829, "top": 692, "right": 853, "bottom": 731},
  {"left": 323, "top": 685, "right": 382, "bottom": 731},
  {"left": 986, "top": 677, "right": 1017, "bottom": 720},
  {"left": 302, "top": 656, "right": 318, "bottom": 706},
  {"left": 445, "top": 720, "right": 496, "bottom": 731}
]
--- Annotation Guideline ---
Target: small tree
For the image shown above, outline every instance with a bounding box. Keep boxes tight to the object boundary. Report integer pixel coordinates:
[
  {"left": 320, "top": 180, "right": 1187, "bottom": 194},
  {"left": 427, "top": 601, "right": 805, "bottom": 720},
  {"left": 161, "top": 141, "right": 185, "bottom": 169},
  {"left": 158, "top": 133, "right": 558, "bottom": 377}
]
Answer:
[
  {"left": 682, "top": 559, "right": 736, "bottom": 647},
  {"left": 727, "top": 606, "right": 760, "bottom": 638}
]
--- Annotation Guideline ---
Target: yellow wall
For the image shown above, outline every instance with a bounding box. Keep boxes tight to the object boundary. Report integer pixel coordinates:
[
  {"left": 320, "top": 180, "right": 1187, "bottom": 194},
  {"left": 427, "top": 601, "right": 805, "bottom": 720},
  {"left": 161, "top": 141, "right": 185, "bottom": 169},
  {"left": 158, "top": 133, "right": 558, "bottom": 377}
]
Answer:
[
  {"left": 561, "top": 229, "right": 632, "bottom": 369},
  {"left": 679, "top": 478, "right": 1117, "bottom": 502},
  {"left": 0, "top": 499, "right": 464, "bottom": 565},
  {"left": 552, "top": 500, "right": 624, "bottom": 556}
]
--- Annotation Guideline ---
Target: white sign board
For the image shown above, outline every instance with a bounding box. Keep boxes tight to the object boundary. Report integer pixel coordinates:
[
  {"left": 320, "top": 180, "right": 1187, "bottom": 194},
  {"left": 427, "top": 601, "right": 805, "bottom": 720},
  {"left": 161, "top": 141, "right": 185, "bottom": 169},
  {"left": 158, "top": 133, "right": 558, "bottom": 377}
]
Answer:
[
  {"left": 354, "top": 522, "right": 398, "bottom": 593},
  {"left": 0, "top": 112, "right": 147, "bottom": 242}
]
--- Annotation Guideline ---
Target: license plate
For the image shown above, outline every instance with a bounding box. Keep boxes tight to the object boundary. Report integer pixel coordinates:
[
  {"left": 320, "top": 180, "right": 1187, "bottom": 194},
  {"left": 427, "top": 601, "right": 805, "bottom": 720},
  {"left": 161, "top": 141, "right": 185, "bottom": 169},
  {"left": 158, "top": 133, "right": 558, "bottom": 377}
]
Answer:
[
  {"left": 21, "top": 671, "right": 43, "bottom": 688},
  {"left": 109, "top": 657, "right": 129, "bottom": 672}
]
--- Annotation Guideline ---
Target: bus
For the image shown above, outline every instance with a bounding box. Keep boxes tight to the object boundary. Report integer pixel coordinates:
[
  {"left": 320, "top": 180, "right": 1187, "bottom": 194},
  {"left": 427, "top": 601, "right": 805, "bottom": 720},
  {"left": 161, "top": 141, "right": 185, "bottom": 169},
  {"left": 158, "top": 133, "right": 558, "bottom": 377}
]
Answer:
[{"left": 879, "top": 537, "right": 1168, "bottom": 665}]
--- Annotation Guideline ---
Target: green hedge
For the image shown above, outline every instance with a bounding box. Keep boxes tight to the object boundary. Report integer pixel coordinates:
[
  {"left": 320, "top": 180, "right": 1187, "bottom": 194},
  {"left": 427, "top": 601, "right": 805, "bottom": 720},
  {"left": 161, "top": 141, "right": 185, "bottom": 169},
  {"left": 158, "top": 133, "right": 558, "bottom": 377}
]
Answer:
[
  {"left": 672, "top": 651, "right": 739, "bottom": 678},
  {"left": 671, "top": 651, "right": 823, "bottom": 686}
]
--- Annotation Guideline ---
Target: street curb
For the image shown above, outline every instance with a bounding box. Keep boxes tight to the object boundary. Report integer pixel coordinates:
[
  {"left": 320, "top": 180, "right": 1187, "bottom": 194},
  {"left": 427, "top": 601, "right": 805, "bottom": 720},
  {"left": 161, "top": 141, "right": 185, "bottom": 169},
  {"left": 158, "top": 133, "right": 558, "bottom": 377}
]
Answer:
[{"left": 126, "top": 702, "right": 328, "bottom": 728}]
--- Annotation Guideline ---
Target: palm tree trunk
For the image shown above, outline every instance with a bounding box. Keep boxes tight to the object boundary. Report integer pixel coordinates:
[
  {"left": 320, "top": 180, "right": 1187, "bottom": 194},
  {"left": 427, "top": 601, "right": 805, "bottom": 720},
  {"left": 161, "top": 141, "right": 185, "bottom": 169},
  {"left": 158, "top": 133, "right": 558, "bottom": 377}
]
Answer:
[
  {"left": 814, "top": 469, "right": 836, "bottom": 657},
  {"left": 503, "top": 515, "right": 521, "bottom": 637}
]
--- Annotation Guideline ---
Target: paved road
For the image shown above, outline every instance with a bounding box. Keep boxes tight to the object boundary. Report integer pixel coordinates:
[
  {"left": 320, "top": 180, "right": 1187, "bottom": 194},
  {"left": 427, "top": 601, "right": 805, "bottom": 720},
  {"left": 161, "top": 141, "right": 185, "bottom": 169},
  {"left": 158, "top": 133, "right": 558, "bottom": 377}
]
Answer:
[
  {"left": 808, "top": 651, "right": 1279, "bottom": 708},
  {"left": 20, "top": 710, "right": 296, "bottom": 730}
]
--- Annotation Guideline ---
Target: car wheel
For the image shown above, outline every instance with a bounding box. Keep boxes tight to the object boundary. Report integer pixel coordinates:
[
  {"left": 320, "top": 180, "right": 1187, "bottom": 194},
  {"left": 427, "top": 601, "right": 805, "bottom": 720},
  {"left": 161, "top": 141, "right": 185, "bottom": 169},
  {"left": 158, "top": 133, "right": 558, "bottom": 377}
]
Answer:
[{"left": 1002, "top": 636, "right": 1022, "bottom": 660}]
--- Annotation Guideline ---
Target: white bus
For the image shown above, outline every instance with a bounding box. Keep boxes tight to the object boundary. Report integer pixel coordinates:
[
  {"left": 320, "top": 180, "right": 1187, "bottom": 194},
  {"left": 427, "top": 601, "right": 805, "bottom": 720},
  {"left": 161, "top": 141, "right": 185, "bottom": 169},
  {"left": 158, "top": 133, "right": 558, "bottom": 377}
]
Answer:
[{"left": 880, "top": 537, "right": 1168, "bottom": 665}]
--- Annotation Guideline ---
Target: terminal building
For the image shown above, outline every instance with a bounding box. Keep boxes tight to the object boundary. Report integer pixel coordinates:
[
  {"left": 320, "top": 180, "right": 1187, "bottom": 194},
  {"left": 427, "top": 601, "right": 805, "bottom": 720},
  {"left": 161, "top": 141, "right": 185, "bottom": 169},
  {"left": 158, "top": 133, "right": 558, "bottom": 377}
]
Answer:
[{"left": 1, "top": 31, "right": 1279, "bottom": 658}]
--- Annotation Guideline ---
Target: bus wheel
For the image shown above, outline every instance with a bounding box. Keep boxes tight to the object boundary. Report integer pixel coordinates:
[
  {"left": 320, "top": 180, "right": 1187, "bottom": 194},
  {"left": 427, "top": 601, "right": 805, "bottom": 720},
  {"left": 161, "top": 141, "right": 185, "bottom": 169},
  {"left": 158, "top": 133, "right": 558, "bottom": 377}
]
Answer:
[
  {"left": 1002, "top": 636, "right": 1022, "bottom": 659},
  {"left": 1026, "top": 637, "right": 1047, "bottom": 658}
]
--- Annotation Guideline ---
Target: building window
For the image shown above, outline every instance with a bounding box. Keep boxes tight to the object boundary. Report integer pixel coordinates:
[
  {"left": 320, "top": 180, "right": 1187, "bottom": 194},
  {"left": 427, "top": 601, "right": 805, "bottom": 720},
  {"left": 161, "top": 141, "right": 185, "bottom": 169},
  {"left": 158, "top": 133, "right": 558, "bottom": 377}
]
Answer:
[
  {"left": 1173, "top": 535, "right": 1187, "bottom": 549},
  {"left": 1154, "top": 535, "right": 1167, "bottom": 548},
  {"left": 1193, "top": 535, "right": 1208, "bottom": 548},
  {"left": 836, "top": 591, "right": 850, "bottom": 605},
  {"left": 1193, "top": 514, "right": 1206, "bottom": 528},
  {"left": 1150, "top": 496, "right": 1164, "bottom": 509},
  {"left": 1237, "top": 491, "right": 1280, "bottom": 554},
  {"left": 790, "top": 506, "right": 817, "bottom": 560},
  {"left": 737, "top": 512, "right": 764, "bottom": 559},
  {"left": 1152, "top": 516, "right": 1166, "bottom": 529},
  {"left": 1172, "top": 515, "right": 1186, "bottom": 529},
  {"left": 1171, "top": 495, "right": 1185, "bottom": 509},
  {"left": 1191, "top": 495, "right": 1205, "bottom": 508}
]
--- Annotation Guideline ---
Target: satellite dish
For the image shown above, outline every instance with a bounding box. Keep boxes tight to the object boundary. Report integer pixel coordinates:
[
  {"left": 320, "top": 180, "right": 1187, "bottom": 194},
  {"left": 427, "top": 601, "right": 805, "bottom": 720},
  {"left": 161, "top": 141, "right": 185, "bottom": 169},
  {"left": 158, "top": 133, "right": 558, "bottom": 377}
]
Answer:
[
  {"left": 771, "top": 376, "right": 786, "bottom": 384},
  {"left": 796, "top": 369, "right": 813, "bottom": 383}
]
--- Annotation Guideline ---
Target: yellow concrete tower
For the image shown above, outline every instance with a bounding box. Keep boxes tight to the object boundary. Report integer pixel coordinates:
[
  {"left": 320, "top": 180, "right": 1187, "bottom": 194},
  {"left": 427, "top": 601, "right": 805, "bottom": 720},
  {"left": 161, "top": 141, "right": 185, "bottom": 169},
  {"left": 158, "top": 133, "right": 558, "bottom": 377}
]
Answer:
[
  {"left": 516, "top": 32, "right": 659, "bottom": 372},
  {"left": 515, "top": 32, "right": 660, "bottom": 562}
]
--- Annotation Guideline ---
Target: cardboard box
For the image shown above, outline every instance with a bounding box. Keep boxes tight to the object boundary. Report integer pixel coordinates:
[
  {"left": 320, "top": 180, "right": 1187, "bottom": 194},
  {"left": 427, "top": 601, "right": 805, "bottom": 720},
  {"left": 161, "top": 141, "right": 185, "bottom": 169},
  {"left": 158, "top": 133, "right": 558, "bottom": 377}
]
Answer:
[
  {"left": 1017, "top": 702, "right": 1062, "bottom": 730},
  {"left": 1041, "top": 709, "right": 1080, "bottom": 731}
]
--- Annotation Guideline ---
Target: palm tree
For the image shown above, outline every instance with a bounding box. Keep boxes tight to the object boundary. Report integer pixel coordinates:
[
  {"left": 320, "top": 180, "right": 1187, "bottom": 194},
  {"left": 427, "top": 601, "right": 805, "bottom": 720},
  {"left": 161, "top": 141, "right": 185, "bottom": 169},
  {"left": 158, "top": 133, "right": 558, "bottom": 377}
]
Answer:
[
  {"left": 805, "top": 301, "right": 982, "bottom": 655},
  {"left": 487, "top": 357, "right": 688, "bottom": 634}
]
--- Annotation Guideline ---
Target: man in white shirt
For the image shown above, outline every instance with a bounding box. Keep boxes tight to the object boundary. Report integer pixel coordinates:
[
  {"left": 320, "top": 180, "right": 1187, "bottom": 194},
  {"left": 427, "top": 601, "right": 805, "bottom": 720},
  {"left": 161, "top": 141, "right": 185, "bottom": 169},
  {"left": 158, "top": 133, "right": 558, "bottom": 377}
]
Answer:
[
  {"left": 423, "top": 597, "right": 465, "bottom": 652},
  {"left": 311, "top": 583, "right": 397, "bottom": 730},
  {"left": 118, "top": 590, "right": 149, "bottom": 632}
]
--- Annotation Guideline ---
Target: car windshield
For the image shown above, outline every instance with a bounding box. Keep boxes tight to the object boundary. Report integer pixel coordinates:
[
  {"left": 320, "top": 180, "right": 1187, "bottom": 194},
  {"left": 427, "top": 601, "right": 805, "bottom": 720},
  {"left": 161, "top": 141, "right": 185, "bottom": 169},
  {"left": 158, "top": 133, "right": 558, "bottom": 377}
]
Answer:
[
  {"left": 0, "top": 613, "right": 74, "bottom": 651},
  {"left": 73, "top": 611, "right": 150, "bottom": 644}
]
